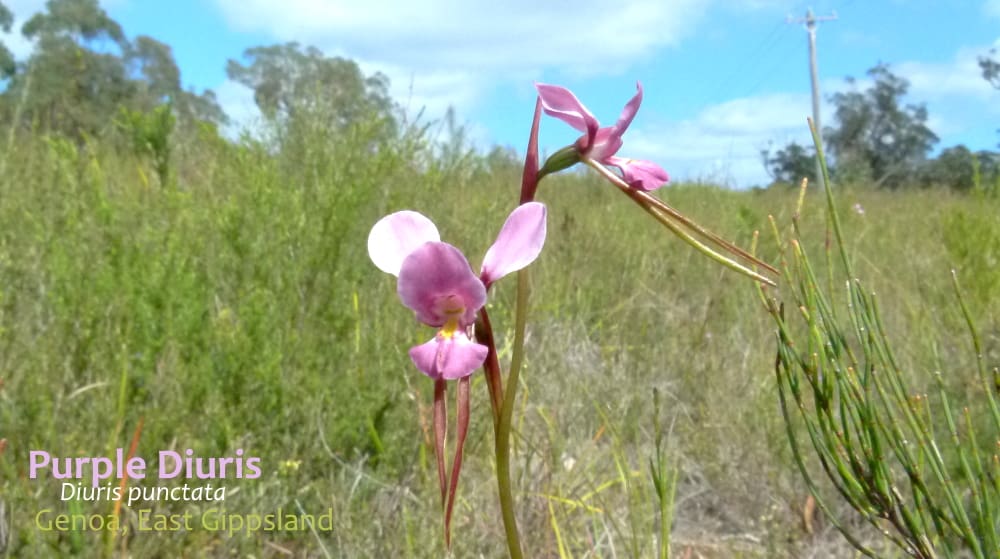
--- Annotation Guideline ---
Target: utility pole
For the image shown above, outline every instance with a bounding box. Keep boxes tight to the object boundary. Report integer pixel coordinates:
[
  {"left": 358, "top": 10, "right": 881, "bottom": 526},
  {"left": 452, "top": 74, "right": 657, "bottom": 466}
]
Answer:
[{"left": 789, "top": 8, "right": 837, "bottom": 188}]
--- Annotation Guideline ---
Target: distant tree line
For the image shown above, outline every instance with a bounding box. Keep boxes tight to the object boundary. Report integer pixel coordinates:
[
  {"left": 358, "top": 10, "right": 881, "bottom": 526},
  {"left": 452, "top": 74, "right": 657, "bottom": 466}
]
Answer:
[
  {"left": 763, "top": 62, "right": 1000, "bottom": 193},
  {"left": 0, "top": 0, "right": 398, "bottom": 160},
  {"left": 0, "top": 0, "right": 226, "bottom": 139}
]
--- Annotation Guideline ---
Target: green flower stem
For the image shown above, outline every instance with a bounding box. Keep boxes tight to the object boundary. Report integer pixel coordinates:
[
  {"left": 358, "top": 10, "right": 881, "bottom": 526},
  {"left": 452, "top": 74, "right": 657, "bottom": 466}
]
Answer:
[
  {"left": 494, "top": 268, "right": 529, "bottom": 559},
  {"left": 491, "top": 96, "right": 539, "bottom": 559}
]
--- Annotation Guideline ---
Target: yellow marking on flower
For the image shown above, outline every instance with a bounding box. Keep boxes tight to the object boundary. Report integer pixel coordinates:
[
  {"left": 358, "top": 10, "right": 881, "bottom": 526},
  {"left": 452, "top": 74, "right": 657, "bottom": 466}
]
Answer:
[{"left": 439, "top": 316, "right": 461, "bottom": 339}]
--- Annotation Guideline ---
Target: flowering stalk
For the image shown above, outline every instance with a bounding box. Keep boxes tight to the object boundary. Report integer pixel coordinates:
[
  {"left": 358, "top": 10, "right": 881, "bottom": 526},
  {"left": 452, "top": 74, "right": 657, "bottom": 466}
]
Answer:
[
  {"left": 488, "top": 97, "right": 545, "bottom": 559},
  {"left": 495, "top": 268, "right": 529, "bottom": 559},
  {"left": 368, "top": 200, "right": 545, "bottom": 552}
]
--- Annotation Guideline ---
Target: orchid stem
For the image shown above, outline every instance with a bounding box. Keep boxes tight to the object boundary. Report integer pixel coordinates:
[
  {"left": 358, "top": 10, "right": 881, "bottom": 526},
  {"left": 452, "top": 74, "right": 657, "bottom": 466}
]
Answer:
[
  {"left": 490, "top": 94, "right": 539, "bottom": 559},
  {"left": 495, "top": 268, "right": 529, "bottom": 559}
]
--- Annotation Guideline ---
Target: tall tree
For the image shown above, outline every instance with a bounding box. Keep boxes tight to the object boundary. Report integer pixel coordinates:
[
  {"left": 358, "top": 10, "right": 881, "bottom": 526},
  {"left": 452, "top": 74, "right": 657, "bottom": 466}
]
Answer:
[
  {"left": 127, "top": 35, "right": 226, "bottom": 126},
  {"left": 128, "top": 35, "right": 181, "bottom": 101},
  {"left": 21, "top": 0, "right": 126, "bottom": 47},
  {"left": 0, "top": 1, "right": 15, "bottom": 78},
  {"left": 10, "top": 0, "right": 132, "bottom": 136},
  {"left": 919, "top": 145, "right": 976, "bottom": 191},
  {"left": 226, "top": 42, "right": 395, "bottom": 135},
  {"left": 825, "top": 63, "right": 938, "bottom": 189},
  {"left": 2, "top": 0, "right": 226, "bottom": 137},
  {"left": 977, "top": 49, "right": 1000, "bottom": 148},
  {"left": 761, "top": 141, "right": 816, "bottom": 186},
  {"left": 978, "top": 49, "right": 1000, "bottom": 90}
]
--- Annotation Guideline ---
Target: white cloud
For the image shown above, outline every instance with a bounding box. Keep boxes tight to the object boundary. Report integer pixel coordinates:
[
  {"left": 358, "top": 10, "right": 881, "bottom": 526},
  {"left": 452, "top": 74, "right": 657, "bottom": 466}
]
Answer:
[
  {"left": 215, "top": 0, "right": 704, "bottom": 71},
  {"left": 985, "top": 0, "right": 1000, "bottom": 18},
  {"left": 695, "top": 93, "right": 817, "bottom": 134},
  {"left": 357, "top": 61, "right": 483, "bottom": 123},
  {"left": 896, "top": 46, "right": 998, "bottom": 101},
  {"left": 624, "top": 92, "right": 827, "bottom": 188},
  {"left": 213, "top": 0, "right": 708, "bottom": 117}
]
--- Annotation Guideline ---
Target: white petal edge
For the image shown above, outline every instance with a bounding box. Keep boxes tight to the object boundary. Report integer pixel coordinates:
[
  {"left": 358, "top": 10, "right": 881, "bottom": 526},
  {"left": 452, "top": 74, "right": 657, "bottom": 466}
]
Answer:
[{"left": 368, "top": 211, "right": 441, "bottom": 276}]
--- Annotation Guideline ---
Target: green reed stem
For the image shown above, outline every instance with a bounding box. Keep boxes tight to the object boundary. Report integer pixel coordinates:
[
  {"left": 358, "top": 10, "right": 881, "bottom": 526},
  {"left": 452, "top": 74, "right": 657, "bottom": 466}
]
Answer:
[
  {"left": 760, "top": 119, "right": 1000, "bottom": 558},
  {"left": 495, "top": 268, "right": 529, "bottom": 559}
]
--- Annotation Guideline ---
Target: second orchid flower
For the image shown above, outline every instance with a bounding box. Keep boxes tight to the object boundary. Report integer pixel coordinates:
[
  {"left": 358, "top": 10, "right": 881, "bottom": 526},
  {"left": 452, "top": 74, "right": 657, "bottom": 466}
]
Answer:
[{"left": 536, "top": 82, "right": 669, "bottom": 191}]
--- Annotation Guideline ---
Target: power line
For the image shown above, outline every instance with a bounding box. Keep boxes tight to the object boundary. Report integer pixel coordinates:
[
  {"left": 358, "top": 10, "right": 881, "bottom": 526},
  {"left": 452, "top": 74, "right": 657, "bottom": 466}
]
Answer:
[
  {"left": 788, "top": 8, "right": 837, "bottom": 188},
  {"left": 709, "top": 20, "right": 788, "bottom": 97}
]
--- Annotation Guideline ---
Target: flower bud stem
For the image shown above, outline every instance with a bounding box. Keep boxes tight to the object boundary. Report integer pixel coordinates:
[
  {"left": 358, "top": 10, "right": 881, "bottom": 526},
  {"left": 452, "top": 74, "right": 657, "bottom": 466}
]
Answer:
[{"left": 582, "top": 156, "right": 778, "bottom": 286}]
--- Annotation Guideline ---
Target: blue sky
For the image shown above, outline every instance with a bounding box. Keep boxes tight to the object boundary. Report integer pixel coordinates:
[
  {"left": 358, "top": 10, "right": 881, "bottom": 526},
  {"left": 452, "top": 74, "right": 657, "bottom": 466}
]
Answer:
[{"left": 3, "top": 0, "right": 999, "bottom": 187}]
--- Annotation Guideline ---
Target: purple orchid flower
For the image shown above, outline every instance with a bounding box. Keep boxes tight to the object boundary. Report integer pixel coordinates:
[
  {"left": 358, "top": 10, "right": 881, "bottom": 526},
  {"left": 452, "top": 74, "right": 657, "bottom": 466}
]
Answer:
[
  {"left": 367, "top": 202, "right": 547, "bottom": 380},
  {"left": 535, "top": 82, "right": 669, "bottom": 191}
]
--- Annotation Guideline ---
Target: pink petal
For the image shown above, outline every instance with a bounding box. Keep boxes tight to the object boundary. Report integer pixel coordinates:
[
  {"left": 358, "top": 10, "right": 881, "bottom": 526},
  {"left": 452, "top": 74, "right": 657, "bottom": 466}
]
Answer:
[
  {"left": 398, "top": 242, "right": 486, "bottom": 327},
  {"left": 606, "top": 156, "right": 670, "bottom": 191},
  {"left": 588, "top": 83, "right": 642, "bottom": 161},
  {"left": 368, "top": 211, "right": 441, "bottom": 276},
  {"left": 535, "top": 83, "right": 599, "bottom": 140},
  {"left": 409, "top": 334, "right": 488, "bottom": 380},
  {"left": 480, "top": 202, "right": 547, "bottom": 286},
  {"left": 611, "top": 82, "right": 643, "bottom": 138},
  {"left": 588, "top": 126, "right": 625, "bottom": 161}
]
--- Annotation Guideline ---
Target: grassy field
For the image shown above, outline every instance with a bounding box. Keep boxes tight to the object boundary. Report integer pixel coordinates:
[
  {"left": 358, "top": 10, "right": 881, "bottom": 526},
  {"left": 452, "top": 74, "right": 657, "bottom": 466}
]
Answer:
[{"left": 0, "top": 118, "right": 997, "bottom": 558}]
